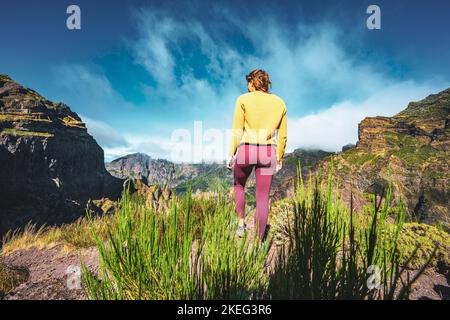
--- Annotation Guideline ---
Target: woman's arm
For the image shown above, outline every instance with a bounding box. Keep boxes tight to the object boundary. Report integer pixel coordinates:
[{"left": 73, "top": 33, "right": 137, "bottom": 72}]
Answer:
[
  {"left": 228, "top": 97, "right": 245, "bottom": 158},
  {"left": 276, "top": 106, "right": 287, "bottom": 162}
]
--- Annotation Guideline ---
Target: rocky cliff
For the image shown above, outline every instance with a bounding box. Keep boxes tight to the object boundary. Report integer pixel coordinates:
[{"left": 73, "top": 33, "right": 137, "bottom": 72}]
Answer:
[
  {"left": 327, "top": 88, "right": 449, "bottom": 228},
  {"left": 0, "top": 74, "right": 123, "bottom": 236}
]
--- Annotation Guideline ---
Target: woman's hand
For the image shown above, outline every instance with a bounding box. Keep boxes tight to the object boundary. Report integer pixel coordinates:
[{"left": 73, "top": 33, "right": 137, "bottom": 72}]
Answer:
[
  {"left": 276, "top": 160, "right": 283, "bottom": 173},
  {"left": 226, "top": 155, "right": 235, "bottom": 171}
]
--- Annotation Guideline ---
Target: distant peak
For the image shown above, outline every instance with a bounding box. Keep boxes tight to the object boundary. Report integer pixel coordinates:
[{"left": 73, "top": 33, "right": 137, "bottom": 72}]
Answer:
[
  {"left": 112, "top": 152, "right": 152, "bottom": 163},
  {"left": 293, "top": 148, "right": 330, "bottom": 153},
  {"left": 131, "top": 152, "right": 151, "bottom": 158}
]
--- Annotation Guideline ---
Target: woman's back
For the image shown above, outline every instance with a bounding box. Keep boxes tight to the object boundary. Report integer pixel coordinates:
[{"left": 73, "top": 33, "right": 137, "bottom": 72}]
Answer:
[
  {"left": 238, "top": 91, "right": 286, "bottom": 132},
  {"left": 229, "top": 90, "right": 287, "bottom": 162}
]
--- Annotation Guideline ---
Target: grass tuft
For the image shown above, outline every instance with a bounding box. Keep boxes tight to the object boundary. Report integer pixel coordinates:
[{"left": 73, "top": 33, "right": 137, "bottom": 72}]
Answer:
[
  {"left": 1, "top": 215, "right": 114, "bottom": 255},
  {"left": 0, "top": 128, "right": 54, "bottom": 138}
]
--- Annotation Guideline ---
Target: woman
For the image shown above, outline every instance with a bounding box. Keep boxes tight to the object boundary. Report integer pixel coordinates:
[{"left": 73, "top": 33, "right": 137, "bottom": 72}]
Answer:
[{"left": 227, "top": 69, "right": 287, "bottom": 240}]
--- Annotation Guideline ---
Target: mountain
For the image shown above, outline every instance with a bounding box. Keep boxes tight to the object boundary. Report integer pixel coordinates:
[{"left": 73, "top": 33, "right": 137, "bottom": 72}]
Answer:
[
  {"left": 106, "top": 153, "right": 177, "bottom": 185},
  {"left": 106, "top": 153, "right": 232, "bottom": 193},
  {"left": 105, "top": 149, "right": 333, "bottom": 199},
  {"left": 0, "top": 74, "right": 123, "bottom": 236},
  {"left": 324, "top": 88, "right": 450, "bottom": 228}
]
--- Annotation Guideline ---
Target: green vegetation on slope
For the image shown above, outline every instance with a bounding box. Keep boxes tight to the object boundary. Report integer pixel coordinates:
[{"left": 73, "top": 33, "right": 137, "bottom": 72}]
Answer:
[
  {"left": 341, "top": 148, "right": 378, "bottom": 166},
  {"left": 174, "top": 168, "right": 231, "bottom": 194},
  {"left": 397, "top": 223, "right": 450, "bottom": 270}
]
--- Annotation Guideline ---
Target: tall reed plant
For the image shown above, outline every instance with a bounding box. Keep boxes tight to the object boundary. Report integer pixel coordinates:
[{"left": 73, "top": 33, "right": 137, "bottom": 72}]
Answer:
[{"left": 82, "top": 189, "right": 268, "bottom": 300}]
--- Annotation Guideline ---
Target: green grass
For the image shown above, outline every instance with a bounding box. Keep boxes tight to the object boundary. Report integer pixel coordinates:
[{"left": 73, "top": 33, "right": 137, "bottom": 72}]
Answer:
[
  {"left": 0, "top": 128, "right": 54, "bottom": 138},
  {"left": 341, "top": 149, "right": 378, "bottom": 166},
  {"left": 61, "top": 116, "right": 85, "bottom": 128},
  {"left": 1, "top": 215, "right": 114, "bottom": 254},
  {"left": 0, "top": 114, "right": 52, "bottom": 123}
]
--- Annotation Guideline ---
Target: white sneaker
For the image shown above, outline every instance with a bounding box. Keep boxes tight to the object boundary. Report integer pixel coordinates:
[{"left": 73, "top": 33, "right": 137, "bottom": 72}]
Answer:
[{"left": 236, "top": 225, "right": 246, "bottom": 238}]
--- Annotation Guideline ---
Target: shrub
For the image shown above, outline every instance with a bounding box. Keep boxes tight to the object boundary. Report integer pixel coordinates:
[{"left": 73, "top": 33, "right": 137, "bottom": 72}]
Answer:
[{"left": 397, "top": 223, "right": 449, "bottom": 271}]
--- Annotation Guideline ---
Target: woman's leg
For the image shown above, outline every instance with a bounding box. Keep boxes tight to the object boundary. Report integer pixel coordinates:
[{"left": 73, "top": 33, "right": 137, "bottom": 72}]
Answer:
[
  {"left": 254, "top": 166, "right": 273, "bottom": 240},
  {"left": 234, "top": 161, "right": 253, "bottom": 220},
  {"left": 254, "top": 145, "right": 276, "bottom": 240}
]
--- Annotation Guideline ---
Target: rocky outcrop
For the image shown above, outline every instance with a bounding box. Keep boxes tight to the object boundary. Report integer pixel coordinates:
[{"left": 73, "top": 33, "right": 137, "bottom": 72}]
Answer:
[
  {"left": 0, "top": 74, "right": 123, "bottom": 237},
  {"left": 325, "top": 88, "right": 450, "bottom": 229},
  {"left": 123, "top": 178, "right": 173, "bottom": 211}
]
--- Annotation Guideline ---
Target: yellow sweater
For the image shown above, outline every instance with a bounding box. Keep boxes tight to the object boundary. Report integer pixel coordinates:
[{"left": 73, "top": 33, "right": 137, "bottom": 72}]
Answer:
[{"left": 229, "top": 91, "right": 287, "bottom": 161}]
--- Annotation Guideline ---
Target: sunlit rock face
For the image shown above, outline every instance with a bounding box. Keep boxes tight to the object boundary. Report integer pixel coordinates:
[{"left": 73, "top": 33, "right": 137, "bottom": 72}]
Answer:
[
  {"left": 324, "top": 88, "right": 449, "bottom": 229},
  {"left": 0, "top": 74, "right": 122, "bottom": 236}
]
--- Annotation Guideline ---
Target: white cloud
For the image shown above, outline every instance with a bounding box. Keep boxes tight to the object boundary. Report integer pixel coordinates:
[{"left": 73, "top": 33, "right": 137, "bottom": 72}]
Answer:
[
  {"left": 82, "top": 115, "right": 231, "bottom": 163},
  {"left": 287, "top": 81, "right": 442, "bottom": 152},
  {"left": 102, "top": 129, "right": 230, "bottom": 164},
  {"left": 131, "top": 10, "right": 179, "bottom": 86},
  {"left": 80, "top": 120, "right": 175, "bottom": 162}
]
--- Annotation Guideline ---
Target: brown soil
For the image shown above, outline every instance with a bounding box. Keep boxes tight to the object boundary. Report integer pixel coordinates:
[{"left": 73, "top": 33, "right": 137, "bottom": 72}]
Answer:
[
  {"left": 0, "top": 244, "right": 98, "bottom": 300},
  {"left": 408, "top": 270, "right": 450, "bottom": 300}
]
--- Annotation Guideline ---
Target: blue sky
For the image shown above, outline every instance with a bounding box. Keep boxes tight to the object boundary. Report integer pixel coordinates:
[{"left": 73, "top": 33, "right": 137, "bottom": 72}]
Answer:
[{"left": 1, "top": 0, "right": 449, "bottom": 162}]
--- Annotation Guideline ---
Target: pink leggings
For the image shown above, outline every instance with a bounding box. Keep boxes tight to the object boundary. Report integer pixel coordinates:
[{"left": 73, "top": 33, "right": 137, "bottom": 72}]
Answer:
[{"left": 234, "top": 144, "right": 276, "bottom": 240}]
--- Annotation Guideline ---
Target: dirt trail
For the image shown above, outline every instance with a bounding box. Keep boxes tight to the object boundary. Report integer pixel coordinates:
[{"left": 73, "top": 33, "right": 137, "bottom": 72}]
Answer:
[{"left": 0, "top": 245, "right": 98, "bottom": 300}]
